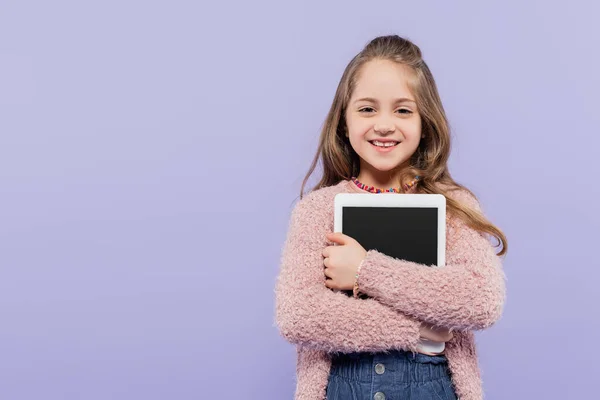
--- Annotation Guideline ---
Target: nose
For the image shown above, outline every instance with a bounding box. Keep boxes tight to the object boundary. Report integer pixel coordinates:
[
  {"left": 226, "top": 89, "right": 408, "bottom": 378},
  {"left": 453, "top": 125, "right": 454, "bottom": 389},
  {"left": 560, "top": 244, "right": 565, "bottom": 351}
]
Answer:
[{"left": 373, "top": 123, "right": 395, "bottom": 135}]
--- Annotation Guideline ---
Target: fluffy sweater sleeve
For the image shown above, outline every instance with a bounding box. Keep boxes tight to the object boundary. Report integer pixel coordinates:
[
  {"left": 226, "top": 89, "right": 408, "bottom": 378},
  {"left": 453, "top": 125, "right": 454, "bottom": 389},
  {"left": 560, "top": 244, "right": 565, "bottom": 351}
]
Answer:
[
  {"left": 357, "top": 189, "right": 506, "bottom": 331},
  {"left": 274, "top": 191, "right": 422, "bottom": 353}
]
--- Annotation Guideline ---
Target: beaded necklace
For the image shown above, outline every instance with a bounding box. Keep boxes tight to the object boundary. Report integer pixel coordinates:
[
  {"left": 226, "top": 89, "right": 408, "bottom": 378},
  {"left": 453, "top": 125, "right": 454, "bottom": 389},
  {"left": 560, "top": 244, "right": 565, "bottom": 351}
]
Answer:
[{"left": 351, "top": 175, "right": 421, "bottom": 193}]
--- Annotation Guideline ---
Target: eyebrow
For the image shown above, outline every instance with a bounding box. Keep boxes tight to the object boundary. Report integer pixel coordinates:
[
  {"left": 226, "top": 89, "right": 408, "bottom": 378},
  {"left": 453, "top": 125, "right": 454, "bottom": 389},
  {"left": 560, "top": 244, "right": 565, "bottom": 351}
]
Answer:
[{"left": 353, "top": 97, "right": 416, "bottom": 105}]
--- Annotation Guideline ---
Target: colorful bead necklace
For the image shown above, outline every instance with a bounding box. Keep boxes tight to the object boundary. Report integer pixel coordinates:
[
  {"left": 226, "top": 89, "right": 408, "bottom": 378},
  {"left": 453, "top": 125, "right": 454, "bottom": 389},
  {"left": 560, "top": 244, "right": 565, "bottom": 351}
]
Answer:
[{"left": 351, "top": 175, "right": 421, "bottom": 193}]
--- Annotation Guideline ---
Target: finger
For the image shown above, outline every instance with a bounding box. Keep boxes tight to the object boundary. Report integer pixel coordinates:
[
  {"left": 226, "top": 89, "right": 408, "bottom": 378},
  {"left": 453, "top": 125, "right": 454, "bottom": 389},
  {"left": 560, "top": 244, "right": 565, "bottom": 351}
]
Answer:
[
  {"left": 323, "top": 266, "right": 333, "bottom": 278},
  {"left": 322, "top": 247, "right": 330, "bottom": 258},
  {"left": 326, "top": 232, "right": 351, "bottom": 245},
  {"left": 323, "top": 257, "right": 330, "bottom": 268},
  {"left": 324, "top": 278, "right": 336, "bottom": 290}
]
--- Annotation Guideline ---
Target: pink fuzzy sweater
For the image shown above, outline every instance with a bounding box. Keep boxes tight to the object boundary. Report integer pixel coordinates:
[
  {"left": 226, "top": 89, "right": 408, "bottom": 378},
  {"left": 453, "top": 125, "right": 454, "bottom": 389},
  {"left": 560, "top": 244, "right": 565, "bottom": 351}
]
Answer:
[{"left": 274, "top": 180, "right": 506, "bottom": 400}]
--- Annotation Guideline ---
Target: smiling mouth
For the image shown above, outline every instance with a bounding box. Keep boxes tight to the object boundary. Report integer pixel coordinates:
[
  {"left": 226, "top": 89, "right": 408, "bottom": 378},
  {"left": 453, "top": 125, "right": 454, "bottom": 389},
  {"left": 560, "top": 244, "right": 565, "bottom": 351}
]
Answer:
[{"left": 369, "top": 140, "right": 400, "bottom": 148}]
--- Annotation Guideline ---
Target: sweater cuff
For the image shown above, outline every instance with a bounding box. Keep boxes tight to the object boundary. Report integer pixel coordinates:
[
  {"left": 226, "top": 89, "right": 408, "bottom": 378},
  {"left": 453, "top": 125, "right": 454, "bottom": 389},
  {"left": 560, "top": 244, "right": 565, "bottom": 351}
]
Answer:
[
  {"left": 357, "top": 250, "right": 388, "bottom": 299},
  {"left": 357, "top": 249, "right": 417, "bottom": 299}
]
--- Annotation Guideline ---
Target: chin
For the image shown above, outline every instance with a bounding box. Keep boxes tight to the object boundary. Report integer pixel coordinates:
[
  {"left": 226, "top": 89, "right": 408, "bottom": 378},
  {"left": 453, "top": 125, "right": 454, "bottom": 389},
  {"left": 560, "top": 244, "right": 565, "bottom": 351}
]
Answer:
[{"left": 366, "top": 159, "right": 406, "bottom": 172}]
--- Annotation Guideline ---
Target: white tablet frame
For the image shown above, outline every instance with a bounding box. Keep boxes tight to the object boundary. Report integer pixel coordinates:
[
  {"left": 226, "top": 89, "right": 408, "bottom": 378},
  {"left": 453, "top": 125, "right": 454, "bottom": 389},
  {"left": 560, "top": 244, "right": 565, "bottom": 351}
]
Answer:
[{"left": 334, "top": 193, "right": 447, "bottom": 267}]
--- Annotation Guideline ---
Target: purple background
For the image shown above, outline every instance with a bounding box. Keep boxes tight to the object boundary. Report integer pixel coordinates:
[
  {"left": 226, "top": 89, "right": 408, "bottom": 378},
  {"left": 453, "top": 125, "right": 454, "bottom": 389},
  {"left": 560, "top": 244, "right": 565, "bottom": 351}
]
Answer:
[{"left": 1, "top": 1, "right": 599, "bottom": 399}]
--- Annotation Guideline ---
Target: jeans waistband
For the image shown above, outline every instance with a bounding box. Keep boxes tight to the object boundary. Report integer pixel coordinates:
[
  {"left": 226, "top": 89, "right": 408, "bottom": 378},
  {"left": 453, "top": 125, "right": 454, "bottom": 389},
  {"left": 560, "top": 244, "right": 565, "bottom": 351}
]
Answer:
[{"left": 329, "top": 349, "right": 450, "bottom": 384}]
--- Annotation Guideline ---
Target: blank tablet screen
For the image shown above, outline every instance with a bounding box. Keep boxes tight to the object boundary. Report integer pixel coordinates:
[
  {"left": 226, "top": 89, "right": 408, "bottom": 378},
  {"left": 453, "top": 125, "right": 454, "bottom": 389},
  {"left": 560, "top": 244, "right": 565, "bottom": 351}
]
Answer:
[{"left": 342, "top": 206, "right": 438, "bottom": 266}]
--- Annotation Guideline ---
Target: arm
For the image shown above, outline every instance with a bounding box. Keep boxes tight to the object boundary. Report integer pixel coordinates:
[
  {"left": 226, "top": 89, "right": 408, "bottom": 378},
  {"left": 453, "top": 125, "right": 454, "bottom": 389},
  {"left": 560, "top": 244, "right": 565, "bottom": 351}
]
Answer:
[
  {"left": 274, "top": 193, "right": 422, "bottom": 353},
  {"left": 357, "top": 190, "right": 506, "bottom": 331}
]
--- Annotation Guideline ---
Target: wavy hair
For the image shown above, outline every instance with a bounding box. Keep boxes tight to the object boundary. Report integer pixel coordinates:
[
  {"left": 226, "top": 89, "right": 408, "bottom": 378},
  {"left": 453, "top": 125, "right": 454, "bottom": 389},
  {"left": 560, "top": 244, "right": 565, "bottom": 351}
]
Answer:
[{"left": 300, "top": 35, "right": 507, "bottom": 256}]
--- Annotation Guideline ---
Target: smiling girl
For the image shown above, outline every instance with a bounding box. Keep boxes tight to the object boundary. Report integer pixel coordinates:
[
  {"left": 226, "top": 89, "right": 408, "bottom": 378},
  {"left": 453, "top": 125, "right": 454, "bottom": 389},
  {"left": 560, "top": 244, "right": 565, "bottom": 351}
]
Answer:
[{"left": 275, "top": 35, "right": 507, "bottom": 400}]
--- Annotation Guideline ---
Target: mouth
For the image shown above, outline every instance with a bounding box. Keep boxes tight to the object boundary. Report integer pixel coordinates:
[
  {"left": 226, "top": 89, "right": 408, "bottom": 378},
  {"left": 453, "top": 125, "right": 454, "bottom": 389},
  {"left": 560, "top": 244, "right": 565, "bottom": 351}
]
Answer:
[{"left": 369, "top": 140, "right": 400, "bottom": 149}]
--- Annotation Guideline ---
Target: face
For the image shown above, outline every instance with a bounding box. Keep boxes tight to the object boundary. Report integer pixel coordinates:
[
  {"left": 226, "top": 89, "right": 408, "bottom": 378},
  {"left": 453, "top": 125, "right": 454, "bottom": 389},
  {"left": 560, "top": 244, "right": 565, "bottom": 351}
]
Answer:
[{"left": 345, "top": 59, "right": 422, "bottom": 186}]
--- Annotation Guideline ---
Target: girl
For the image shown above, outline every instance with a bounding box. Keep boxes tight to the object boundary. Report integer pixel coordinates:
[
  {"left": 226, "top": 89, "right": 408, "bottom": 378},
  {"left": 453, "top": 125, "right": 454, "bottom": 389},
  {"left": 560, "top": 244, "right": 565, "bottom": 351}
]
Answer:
[{"left": 275, "top": 35, "right": 507, "bottom": 400}]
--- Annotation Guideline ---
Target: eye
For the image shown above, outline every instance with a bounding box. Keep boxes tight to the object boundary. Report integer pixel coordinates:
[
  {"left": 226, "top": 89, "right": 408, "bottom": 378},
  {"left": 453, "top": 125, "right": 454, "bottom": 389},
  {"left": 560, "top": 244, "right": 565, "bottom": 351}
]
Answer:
[
  {"left": 396, "top": 108, "right": 413, "bottom": 115},
  {"left": 358, "top": 107, "right": 375, "bottom": 113}
]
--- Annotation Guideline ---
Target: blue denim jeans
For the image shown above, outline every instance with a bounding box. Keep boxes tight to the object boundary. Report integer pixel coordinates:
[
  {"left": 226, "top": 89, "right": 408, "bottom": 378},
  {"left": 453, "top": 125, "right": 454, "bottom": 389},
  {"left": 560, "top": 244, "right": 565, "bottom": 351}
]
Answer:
[{"left": 326, "top": 349, "right": 458, "bottom": 400}]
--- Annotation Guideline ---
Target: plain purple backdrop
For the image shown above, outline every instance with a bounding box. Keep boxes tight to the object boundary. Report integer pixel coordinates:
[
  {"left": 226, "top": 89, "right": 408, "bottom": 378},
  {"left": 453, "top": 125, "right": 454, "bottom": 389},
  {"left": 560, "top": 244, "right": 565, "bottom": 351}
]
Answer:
[{"left": 1, "top": 1, "right": 599, "bottom": 399}]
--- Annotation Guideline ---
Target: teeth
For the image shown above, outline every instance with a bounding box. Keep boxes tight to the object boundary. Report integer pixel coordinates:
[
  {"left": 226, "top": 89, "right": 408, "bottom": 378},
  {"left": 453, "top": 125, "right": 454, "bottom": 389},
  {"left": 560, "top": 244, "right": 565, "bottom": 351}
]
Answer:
[{"left": 372, "top": 140, "right": 398, "bottom": 147}]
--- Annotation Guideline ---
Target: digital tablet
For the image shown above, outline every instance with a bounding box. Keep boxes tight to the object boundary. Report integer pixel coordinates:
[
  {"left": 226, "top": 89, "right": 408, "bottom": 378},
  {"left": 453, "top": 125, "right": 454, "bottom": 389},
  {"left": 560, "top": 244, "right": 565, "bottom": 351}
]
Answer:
[
  {"left": 333, "top": 193, "right": 446, "bottom": 267},
  {"left": 333, "top": 192, "right": 448, "bottom": 354}
]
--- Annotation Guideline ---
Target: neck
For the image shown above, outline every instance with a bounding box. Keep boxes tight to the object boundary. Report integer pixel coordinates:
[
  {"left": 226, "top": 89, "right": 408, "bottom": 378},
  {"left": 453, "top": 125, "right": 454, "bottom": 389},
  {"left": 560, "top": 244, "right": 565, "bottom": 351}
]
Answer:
[
  {"left": 356, "top": 175, "right": 396, "bottom": 190},
  {"left": 356, "top": 168, "right": 405, "bottom": 190},
  {"left": 357, "top": 160, "right": 415, "bottom": 190}
]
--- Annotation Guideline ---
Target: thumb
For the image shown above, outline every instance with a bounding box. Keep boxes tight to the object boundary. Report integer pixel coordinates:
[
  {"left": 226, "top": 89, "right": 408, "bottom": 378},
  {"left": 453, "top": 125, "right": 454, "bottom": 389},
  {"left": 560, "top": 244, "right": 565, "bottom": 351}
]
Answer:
[{"left": 327, "top": 232, "right": 350, "bottom": 245}]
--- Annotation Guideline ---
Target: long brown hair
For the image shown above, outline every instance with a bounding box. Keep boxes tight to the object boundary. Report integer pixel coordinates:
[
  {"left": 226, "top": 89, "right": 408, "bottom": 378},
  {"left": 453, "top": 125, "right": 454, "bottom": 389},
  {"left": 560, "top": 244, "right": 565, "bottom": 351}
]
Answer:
[{"left": 300, "top": 35, "right": 507, "bottom": 256}]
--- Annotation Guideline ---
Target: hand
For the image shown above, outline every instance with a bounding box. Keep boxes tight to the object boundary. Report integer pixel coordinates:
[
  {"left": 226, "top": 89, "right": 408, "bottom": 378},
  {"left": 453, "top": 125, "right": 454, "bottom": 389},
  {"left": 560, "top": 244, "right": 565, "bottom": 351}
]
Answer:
[
  {"left": 419, "top": 322, "right": 454, "bottom": 343},
  {"left": 322, "top": 232, "right": 367, "bottom": 291}
]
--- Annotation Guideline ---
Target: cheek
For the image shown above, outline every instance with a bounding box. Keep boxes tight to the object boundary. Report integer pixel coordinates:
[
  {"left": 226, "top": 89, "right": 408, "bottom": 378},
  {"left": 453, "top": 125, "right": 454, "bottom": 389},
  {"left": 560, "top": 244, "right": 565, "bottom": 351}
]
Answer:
[
  {"left": 348, "top": 129, "right": 370, "bottom": 149},
  {"left": 402, "top": 121, "right": 422, "bottom": 142},
  {"left": 347, "top": 131, "right": 368, "bottom": 154},
  {"left": 412, "top": 118, "right": 423, "bottom": 138},
  {"left": 347, "top": 120, "right": 371, "bottom": 140}
]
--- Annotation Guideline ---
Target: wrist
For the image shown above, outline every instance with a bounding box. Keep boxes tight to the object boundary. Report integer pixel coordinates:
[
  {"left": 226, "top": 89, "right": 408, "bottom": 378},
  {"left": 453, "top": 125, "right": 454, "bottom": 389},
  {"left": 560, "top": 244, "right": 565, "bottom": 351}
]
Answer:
[{"left": 352, "top": 256, "right": 366, "bottom": 298}]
